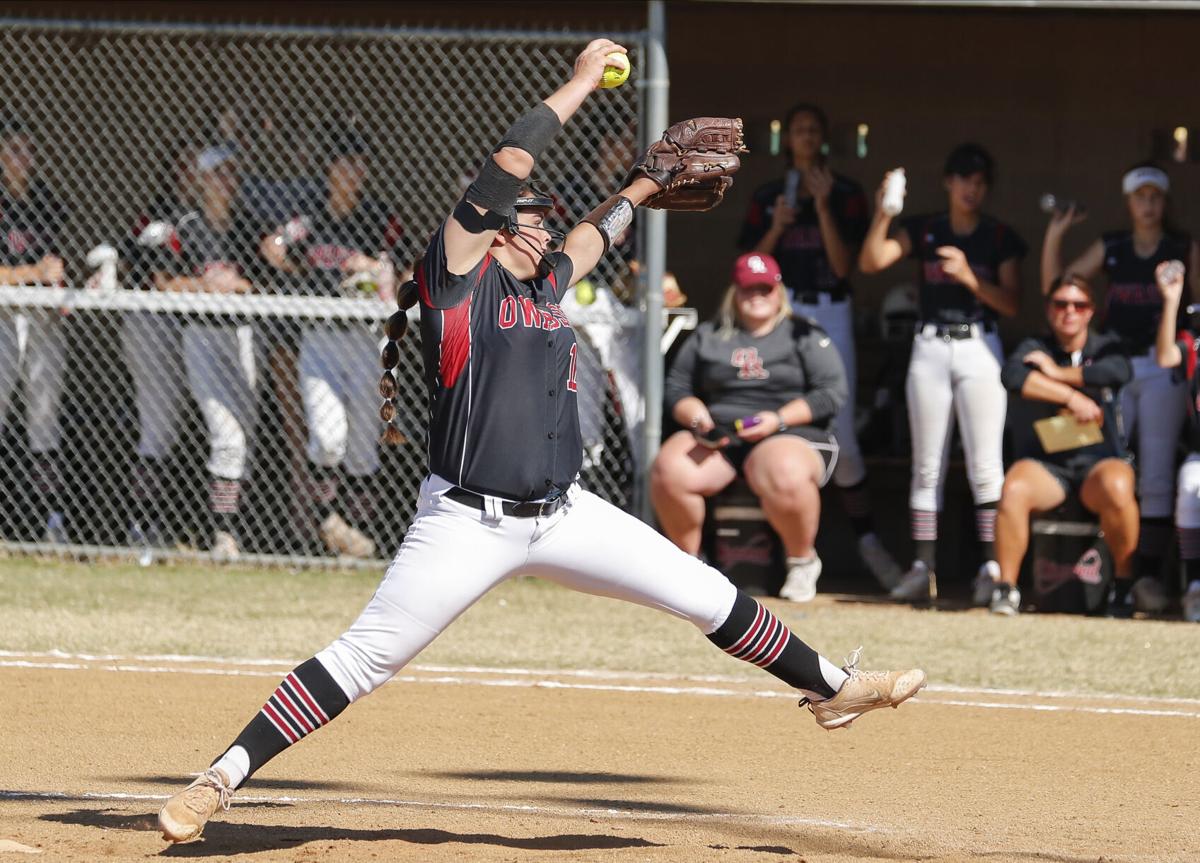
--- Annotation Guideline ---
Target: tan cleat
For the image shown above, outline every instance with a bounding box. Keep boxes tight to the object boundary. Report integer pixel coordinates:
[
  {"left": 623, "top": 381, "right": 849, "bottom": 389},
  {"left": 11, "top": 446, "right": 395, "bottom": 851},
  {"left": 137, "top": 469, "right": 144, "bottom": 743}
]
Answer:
[
  {"left": 158, "top": 767, "right": 233, "bottom": 843},
  {"left": 805, "top": 648, "right": 927, "bottom": 730},
  {"left": 319, "top": 513, "right": 376, "bottom": 558}
]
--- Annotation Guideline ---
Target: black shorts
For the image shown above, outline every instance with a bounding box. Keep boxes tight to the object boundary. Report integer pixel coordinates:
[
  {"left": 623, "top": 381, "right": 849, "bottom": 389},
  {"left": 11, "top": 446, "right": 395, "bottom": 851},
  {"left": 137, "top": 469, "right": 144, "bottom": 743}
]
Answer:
[
  {"left": 1035, "top": 456, "right": 1128, "bottom": 498},
  {"left": 720, "top": 426, "right": 839, "bottom": 487}
]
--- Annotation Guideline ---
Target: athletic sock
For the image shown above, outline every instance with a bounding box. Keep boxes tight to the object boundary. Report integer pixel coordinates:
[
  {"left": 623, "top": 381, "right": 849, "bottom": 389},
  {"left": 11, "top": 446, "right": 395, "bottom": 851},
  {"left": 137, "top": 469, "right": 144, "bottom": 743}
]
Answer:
[
  {"left": 310, "top": 465, "right": 338, "bottom": 523},
  {"left": 911, "top": 509, "right": 937, "bottom": 569},
  {"left": 707, "top": 591, "right": 847, "bottom": 701},
  {"left": 839, "top": 479, "right": 874, "bottom": 537},
  {"left": 209, "top": 477, "right": 241, "bottom": 539},
  {"left": 975, "top": 501, "right": 998, "bottom": 562},
  {"left": 1138, "top": 516, "right": 1173, "bottom": 579},
  {"left": 1179, "top": 530, "right": 1200, "bottom": 584},
  {"left": 212, "top": 657, "right": 350, "bottom": 789}
]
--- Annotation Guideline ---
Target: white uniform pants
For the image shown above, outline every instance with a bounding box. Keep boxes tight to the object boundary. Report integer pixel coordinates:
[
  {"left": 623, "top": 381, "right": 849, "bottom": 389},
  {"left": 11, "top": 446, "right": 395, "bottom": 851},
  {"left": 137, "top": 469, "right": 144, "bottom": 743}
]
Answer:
[
  {"left": 121, "top": 312, "right": 186, "bottom": 460},
  {"left": 299, "top": 325, "right": 382, "bottom": 477},
  {"left": 905, "top": 328, "right": 1006, "bottom": 512},
  {"left": 794, "top": 295, "right": 863, "bottom": 487},
  {"left": 1122, "top": 351, "right": 1186, "bottom": 519},
  {"left": 1176, "top": 453, "right": 1200, "bottom": 529},
  {"left": 317, "top": 473, "right": 739, "bottom": 702},
  {"left": 0, "top": 311, "right": 65, "bottom": 453},
  {"left": 182, "top": 323, "right": 258, "bottom": 480}
]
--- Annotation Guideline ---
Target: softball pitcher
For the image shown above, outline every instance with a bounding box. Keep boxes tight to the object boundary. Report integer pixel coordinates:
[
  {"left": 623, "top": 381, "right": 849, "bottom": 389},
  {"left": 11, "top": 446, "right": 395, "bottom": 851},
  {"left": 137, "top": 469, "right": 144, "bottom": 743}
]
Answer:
[
  {"left": 860, "top": 143, "right": 1026, "bottom": 603},
  {"left": 157, "top": 41, "right": 925, "bottom": 844}
]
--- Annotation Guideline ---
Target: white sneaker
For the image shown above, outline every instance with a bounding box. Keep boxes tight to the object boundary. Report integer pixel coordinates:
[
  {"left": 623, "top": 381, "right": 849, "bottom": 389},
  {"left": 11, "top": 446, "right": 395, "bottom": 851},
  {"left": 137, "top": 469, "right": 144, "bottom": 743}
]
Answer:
[
  {"left": 780, "top": 556, "right": 822, "bottom": 602},
  {"left": 858, "top": 534, "right": 902, "bottom": 590},
  {"left": 973, "top": 560, "right": 1001, "bottom": 607},
  {"left": 890, "top": 561, "right": 934, "bottom": 602},
  {"left": 1131, "top": 576, "right": 1168, "bottom": 614},
  {"left": 989, "top": 584, "right": 1021, "bottom": 616},
  {"left": 1182, "top": 581, "right": 1200, "bottom": 623},
  {"left": 211, "top": 530, "right": 240, "bottom": 561}
]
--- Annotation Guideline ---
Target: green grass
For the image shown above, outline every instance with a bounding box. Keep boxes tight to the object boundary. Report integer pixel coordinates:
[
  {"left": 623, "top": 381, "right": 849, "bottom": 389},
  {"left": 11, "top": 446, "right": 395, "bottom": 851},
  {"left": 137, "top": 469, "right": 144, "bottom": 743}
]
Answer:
[{"left": 2, "top": 557, "right": 1198, "bottom": 699}]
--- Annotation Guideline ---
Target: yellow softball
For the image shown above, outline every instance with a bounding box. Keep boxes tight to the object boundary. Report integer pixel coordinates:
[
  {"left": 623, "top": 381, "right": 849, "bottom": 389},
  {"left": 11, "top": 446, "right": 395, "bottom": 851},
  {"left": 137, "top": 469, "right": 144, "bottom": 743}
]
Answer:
[{"left": 599, "top": 52, "right": 630, "bottom": 89}]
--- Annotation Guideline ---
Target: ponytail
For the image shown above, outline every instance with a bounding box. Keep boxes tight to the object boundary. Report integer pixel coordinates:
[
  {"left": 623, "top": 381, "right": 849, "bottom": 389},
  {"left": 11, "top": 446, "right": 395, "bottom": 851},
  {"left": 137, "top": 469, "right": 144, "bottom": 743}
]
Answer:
[{"left": 380, "top": 273, "right": 420, "bottom": 446}]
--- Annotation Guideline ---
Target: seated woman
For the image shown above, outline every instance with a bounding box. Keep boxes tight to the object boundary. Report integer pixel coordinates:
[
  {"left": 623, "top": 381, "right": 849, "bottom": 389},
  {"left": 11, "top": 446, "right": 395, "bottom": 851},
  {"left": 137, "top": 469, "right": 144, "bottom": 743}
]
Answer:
[
  {"left": 651, "top": 252, "right": 847, "bottom": 602},
  {"left": 990, "top": 275, "right": 1136, "bottom": 616}
]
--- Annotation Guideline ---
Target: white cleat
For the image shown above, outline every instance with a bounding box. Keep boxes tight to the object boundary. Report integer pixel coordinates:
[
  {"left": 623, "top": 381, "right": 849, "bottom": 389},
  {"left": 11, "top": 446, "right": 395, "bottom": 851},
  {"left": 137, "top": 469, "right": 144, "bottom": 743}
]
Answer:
[{"left": 779, "top": 555, "right": 822, "bottom": 603}]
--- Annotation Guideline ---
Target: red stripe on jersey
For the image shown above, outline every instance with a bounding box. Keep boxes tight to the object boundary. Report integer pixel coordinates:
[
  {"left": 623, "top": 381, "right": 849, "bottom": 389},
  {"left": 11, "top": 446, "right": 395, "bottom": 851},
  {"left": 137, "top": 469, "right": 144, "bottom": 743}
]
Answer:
[
  {"left": 439, "top": 295, "right": 472, "bottom": 389},
  {"left": 547, "top": 268, "right": 558, "bottom": 292},
  {"left": 1181, "top": 330, "right": 1196, "bottom": 381}
]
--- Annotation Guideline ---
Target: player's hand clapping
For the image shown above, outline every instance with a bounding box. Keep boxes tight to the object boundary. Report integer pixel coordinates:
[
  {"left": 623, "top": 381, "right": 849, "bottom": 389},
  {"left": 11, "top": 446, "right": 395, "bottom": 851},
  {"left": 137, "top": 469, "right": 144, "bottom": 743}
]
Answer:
[
  {"left": 935, "top": 246, "right": 980, "bottom": 292},
  {"left": 770, "top": 196, "right": 796, "bottom": 232},
  {"left": 804, "top": 165, "right": 834, "bottom": 208},
  {"left": 203, "top": 264, "right": 252, "bottom": 295},
  {"left": 340, "top": 252, "right": 378, "bottom": 274}
]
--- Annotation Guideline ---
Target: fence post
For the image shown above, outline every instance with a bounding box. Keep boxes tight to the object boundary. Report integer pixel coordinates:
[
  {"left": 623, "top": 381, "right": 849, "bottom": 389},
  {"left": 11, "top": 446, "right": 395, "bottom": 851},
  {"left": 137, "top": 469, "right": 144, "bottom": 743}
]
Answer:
[{"left": 637, "top": 0, "right": 669, "bottom": 523}]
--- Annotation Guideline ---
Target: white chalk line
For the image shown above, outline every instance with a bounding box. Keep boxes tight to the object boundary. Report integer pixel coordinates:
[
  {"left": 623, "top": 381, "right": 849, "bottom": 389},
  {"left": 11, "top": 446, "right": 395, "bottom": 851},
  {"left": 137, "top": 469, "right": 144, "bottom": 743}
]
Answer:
[
  {"left": 2, "top": 651, "right": 1198, "bottom": 720},
  {"left": 0, "top": 788, "right": 881, "bottom": 833},
  {"left": 4, "top": 648, "right": 1199, "bottom": 707}
]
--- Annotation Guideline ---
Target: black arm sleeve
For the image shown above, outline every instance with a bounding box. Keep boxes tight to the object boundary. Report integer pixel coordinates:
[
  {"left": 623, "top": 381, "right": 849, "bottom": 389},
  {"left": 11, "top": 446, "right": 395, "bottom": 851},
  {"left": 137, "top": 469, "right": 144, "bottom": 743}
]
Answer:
[
  {"left": 1082, "top": 339, "right": 1134, "bottom": 388},
  {"left": 1000, "top": 336, "right": 1044, "bottom": 393}
]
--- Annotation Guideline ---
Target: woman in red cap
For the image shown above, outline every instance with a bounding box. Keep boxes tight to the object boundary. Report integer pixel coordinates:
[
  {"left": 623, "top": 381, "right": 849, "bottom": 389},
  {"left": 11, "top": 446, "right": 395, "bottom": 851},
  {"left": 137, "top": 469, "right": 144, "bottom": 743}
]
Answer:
[{"left": 652, "top": 251, "right": 848, "bottom": 602}]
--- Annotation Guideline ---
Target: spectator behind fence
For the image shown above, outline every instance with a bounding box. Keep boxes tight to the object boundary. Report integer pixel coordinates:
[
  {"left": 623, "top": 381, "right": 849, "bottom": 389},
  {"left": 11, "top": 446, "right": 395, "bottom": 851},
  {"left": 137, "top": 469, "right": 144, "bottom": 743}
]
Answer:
[
  {"left": 151, "top": 143, "right": 260, "bottom": 559},
  {"left": 859, "top": 143, "right": 1026, "bottom": 603},
  {"left": 737, "top": 101, "right": 901, "bottom": 591},
  {"left": 260, "top": 124, "right": 403, "bottom": 559},
  {"left": 1152, "top": 259, "right": 1200, "bottom": 622},
  {"left": 1041, "top": 163, "right": 1200, "bottom": 613},
  {"left": 989, "top": 276, "right": 1135, "bottom": 616},
  {"left": 0, "top": 114, "right": 69, "bottom": 544},
  {"left": 651, "top": 252, "right": 846, "bottom": 602},
  {"left": 119, "top": 144, "right": 198, "bottom": 553}
]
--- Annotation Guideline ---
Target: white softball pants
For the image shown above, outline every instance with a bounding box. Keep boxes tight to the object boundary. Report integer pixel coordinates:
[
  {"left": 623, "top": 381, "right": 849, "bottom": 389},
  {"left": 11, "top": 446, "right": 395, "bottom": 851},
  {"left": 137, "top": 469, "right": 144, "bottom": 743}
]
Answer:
[
  {"left": 182, "top": 323, "right": 258, "bottom": 480},
  {"left": 1121, "top": 351, "right": 1186, "bottom": 519},
  {"left": 905, "top": 328, "right": 1006, "bottom": 512},
  {"left": 1176, "top": 453, "right": 1200, "bottom": 529},
  {"left": 0, "top": 311, "right": 65, "bottom": 453},
  {"left": 794, "top": 295, "right": 864, "bottom": 487},
  {"left": 316, "top": 473, "right": 739, "bottom": 702},
  {"left": 299, "top": 325, "right": 382, "bottom": 477},
  {"left": 121, "top": 312, "right": 186, "bottom": 460}
]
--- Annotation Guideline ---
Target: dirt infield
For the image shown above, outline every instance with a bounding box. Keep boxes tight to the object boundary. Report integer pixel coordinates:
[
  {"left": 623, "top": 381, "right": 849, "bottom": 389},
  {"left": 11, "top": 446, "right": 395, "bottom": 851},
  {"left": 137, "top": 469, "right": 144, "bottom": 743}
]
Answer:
[{"left": 1, "top": 652, "right": 1197, "bottom": 862}]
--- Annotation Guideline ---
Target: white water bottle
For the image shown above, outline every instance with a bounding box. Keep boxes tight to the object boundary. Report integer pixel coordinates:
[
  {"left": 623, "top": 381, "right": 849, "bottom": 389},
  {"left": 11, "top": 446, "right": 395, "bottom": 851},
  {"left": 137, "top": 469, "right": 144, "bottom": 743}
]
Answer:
[
  {"left": 783, "top": 169, "right": 801, "bottom": 208},
  {"left": 881, "top": 168, "right": 906, "bottom": 217}
]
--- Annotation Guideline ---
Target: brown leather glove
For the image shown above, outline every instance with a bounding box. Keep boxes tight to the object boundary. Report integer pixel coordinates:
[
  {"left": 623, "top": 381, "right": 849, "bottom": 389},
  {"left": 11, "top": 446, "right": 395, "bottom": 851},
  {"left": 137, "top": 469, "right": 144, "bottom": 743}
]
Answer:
[{"left": 624, "top": 117, "right": 747, "bottom": 212}]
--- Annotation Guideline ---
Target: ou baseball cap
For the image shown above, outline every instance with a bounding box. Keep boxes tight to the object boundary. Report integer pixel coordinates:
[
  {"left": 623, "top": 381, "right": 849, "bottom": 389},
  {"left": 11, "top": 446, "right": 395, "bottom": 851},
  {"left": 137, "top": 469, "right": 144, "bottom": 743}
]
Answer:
[{"left": 733, "top": 252, "right": 782, "bottom": 289}]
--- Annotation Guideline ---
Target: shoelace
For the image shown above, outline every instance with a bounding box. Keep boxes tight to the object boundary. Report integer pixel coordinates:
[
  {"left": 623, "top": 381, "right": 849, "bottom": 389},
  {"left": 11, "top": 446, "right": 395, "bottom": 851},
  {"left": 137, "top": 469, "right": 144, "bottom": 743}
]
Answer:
[
  {"left": 798, "top": 646, "right": 867, "bottom": 709},
  {"left": 193, "top": 768, "right": 234, "bottom": 812}
]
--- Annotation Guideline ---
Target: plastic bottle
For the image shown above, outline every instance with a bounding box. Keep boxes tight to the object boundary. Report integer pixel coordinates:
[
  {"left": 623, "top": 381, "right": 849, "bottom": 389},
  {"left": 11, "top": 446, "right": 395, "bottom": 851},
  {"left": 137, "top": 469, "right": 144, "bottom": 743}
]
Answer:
[{"left": 881, "top": 169, "right": 906, "bottom": 217}]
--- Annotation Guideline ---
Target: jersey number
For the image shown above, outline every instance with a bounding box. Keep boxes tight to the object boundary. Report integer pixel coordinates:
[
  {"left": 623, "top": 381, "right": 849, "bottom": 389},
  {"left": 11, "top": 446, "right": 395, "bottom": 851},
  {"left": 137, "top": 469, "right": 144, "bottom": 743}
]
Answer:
[{"left": 567, "top": 344, "right": 578, "bottom": 393}]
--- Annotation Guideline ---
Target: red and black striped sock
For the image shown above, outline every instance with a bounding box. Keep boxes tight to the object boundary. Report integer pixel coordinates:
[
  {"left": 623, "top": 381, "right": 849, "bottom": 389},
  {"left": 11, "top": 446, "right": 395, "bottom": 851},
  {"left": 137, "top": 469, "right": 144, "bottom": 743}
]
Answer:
[
  {"left": 707, "top": 591, "right": 842, "bottom": 699},
  {"left": 215, "top": 657, "right": 349, "bottom": 788}
]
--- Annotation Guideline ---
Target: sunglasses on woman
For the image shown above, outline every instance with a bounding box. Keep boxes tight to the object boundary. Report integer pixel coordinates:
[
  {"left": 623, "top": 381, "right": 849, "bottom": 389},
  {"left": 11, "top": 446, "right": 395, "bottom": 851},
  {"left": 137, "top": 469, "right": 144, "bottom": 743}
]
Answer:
[{"left": 1050, "top": 298, "right": 1093, "bottom": 312}]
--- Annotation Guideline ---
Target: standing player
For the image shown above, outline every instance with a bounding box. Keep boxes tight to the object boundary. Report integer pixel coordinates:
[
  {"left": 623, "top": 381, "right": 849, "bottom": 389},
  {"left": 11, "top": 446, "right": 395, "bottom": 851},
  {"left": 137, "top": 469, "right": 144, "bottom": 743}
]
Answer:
[
  {"left": 0, "top": 115, "right": 69, "bottom": 543},
  {"left": 1043, "top": 164, "right": 1200, "bottom": 613},
  {"left": 152, "top": 144, "right": 260, "bottom": 559},
  {"left": 738, "top": 102, "right": 901, "bottom": 590},
  {"left": 859, "top": 144, "right": 1026, "bottom": 603},
  {"left": 157, "top": 41, "right": 926, "bottom": 844},
  {"left": 120, "top": 145, "right": 197, "bottom": 552},
  {"left": 261, "top": 126, "right": 403, "bottom": 558},
  {"left": 1153, "top": 259, "right": 1200, "bottom": 620}
]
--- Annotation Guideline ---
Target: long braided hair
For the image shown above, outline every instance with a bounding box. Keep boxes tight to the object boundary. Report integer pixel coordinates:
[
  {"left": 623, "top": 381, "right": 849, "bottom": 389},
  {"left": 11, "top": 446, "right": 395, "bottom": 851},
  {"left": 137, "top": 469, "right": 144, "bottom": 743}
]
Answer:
[{"left": 379, "top": 266, "right": 419, "bottom": 445}]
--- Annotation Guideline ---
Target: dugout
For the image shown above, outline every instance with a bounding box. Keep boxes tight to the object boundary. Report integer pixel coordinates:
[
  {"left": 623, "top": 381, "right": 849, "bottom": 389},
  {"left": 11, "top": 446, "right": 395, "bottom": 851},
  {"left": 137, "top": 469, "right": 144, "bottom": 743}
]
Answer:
[{"left": 2, "top": 0, "right": 1194, "bottom": 592}]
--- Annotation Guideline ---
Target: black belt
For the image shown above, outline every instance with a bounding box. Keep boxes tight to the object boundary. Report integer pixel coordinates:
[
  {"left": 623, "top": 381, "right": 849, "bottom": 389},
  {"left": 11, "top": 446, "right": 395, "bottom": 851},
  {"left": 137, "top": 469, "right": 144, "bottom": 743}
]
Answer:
[
  {"left": 919, "top": 320, "right": 996, "bottom": 340},
  {"left": 445, "top": 485, "right": 569, "bottom": 518}
]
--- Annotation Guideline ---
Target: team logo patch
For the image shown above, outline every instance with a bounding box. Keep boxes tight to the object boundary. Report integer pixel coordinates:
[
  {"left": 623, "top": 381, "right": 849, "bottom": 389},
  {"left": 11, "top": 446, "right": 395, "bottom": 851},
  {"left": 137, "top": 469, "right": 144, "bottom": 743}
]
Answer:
[{"left": 731, "top": 347, "right": 769, "bottom": 380}]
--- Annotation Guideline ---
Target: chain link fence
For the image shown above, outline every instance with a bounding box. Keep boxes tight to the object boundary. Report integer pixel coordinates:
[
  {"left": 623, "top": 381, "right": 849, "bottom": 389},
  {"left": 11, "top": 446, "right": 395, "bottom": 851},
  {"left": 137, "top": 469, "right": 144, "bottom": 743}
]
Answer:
[{"left": 0, "top": 18, "right": 647, "bottom": 566}]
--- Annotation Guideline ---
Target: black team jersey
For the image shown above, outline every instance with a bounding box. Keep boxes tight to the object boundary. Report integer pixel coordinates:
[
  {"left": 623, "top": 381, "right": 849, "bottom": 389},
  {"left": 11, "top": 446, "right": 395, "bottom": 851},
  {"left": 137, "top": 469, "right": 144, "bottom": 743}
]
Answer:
[
  {"left": 900, "top": 212, "right": 1027, "bottom": 325},
  {"left": 0, "top": 180, "right": 65, "bottom": 268},
  {"left": 1101, "top": 229, "right": 1192, "bottom": 353},
  {"left": 289, "top": 198, "right": 404, "bottom": 298},
  {"left": 736, "top": 172, "right": 869, "bottom": 299},
  {"left": 417, "top": 225, "right": 581, "bottom": 501},
  {"left": 155, "top": 209, "right": 258, "bottom": 325}
]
